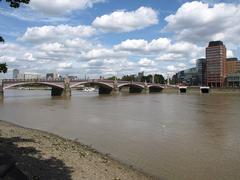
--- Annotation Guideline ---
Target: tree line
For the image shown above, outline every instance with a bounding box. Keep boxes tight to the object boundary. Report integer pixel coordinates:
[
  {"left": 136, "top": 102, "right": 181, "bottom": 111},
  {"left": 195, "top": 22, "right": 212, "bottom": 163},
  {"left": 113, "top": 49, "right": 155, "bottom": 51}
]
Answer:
[{"left": 108, "top": 74, "right": 165, "bottom": 84}]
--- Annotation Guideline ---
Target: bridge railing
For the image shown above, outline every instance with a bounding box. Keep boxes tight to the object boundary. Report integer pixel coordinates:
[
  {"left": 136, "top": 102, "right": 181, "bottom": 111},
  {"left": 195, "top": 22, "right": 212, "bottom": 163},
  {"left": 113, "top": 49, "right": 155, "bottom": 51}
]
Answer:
[{"left": 2, "top": 79, "right": 65, "bottom": 83}]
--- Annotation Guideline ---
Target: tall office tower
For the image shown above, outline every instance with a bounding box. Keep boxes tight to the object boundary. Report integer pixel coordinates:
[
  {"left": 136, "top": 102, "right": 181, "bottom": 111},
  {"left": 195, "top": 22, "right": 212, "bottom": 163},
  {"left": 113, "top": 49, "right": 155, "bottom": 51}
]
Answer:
[
  {"left": 196, "top": 58, "right": 207, "bottom": 86},
  {"left": 13, "top": 69, "right": 19, "bottom": 79},
  {"left": 206, "top": 41, "right": 227, "bottom": 87}
]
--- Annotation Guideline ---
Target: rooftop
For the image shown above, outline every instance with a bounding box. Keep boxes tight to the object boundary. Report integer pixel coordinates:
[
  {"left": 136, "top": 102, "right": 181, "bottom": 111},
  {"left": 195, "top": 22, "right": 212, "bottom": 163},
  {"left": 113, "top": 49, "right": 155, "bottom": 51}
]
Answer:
[{"left": 208, "top": 41, "right": 224, "bottom": 47}]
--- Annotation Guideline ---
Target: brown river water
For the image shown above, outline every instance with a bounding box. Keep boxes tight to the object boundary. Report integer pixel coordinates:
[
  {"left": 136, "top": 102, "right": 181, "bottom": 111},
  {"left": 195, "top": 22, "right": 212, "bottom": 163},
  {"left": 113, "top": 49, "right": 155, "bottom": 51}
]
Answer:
[{"left": 0, "top": 89, "right": 240, "bottom": 180}]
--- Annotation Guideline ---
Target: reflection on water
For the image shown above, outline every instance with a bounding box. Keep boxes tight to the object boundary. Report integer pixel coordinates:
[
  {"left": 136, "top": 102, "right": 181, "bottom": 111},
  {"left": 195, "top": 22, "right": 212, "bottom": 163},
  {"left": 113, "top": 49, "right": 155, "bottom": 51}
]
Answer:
[{"left": 1, "top": 89, "right": 240, "bottom": 180}]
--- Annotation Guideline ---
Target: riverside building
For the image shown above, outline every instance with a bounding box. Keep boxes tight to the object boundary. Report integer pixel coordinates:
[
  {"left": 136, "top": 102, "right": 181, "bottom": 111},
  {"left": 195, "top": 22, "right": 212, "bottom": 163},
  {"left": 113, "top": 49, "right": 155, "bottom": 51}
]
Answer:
[
  {"left": 12, "top": 69, "right": 19, "bottom": 79},
  {"left": 206, "top": 41, "right": 227, "bottom": 87},
  {"left": 196, "top": 58, "right": 207, "bottom": 86},
  {"left": 226, "top": 58, "right": 238, "bottom": 74}
]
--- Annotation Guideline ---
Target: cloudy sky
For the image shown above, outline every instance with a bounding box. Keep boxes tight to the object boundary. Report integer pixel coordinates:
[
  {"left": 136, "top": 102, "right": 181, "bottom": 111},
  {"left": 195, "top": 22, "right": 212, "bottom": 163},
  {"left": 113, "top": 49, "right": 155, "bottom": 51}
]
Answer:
[{"left": 1, "top": 0, "right": 240, "bottom": 78}]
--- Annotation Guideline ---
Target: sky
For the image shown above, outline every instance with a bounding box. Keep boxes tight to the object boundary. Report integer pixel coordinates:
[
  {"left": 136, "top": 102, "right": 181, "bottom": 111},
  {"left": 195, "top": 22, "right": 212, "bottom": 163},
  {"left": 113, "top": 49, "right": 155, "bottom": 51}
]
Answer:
[{"left": 1, "top": 0, "right": 240, "bottom": 79}]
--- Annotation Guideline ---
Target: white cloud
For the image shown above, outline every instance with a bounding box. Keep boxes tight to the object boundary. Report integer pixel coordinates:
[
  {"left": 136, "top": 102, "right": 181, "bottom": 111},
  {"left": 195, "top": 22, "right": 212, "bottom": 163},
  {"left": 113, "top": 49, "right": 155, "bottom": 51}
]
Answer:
[
  {"left": 0, "top": 56, "right": 16, "bottom": 63},
  {"left": 114, "top": 39, "right": 148, "bottom": 52},
  {"left": 115, "top": 38, "right": 204, "bottom": 60},
  {"left": 39, "top": 43, "right": 65, "bottom": 52},
  {"left": 138, "top": 58, "right": 155, "bottom": 67},
  {"left": 164, "top": 1, "right": 240, "bottom": 47},
  {"left": 30, "top": 0, "right": 105, "bottom": 15},
  {"left": 23, "top": 53, "right": 36, "bottom": 61},
  {"left": 20, "top": 25, "right": 96, "bottom": 43},
  {"left": 58, "top": 62, "right": 72, "bottom": 69},
  {"left": 227, "top": 50, "right": 234, "bottom": 58},
  {"left": 81, "top": 48, "right": 128, "bottom": 60},
  {"left": 86, "top": 58, "right": 137, "bottom": 77},
  {"left": 92, "top": 7, "right": 158, "bottom": 32},
  {"left": 167, "top": 63, "right": 186, "bottom": 72},
  {"left": 156, "top": 53, "right": 185, "bottom": 61}
]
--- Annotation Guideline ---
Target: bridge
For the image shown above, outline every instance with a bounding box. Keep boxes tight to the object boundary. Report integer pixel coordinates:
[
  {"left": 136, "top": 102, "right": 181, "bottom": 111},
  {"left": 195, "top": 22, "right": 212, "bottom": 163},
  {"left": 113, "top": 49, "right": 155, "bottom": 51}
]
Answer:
[{"left": 0, "top": 78, "right": 165, "bottom": 98}]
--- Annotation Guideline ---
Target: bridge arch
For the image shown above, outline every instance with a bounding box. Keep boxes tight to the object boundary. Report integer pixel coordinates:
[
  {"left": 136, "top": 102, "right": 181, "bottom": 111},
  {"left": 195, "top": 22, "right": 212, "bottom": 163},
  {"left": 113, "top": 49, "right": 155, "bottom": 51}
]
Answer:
[
  {"left": 118, "top": 83, "right": 144, "bottom": 93},
  {"left": 147, "top": 85, "right": 164, "bottom": 93},
  {"left": 70, "top": 81, "right": 114, "bottom": 94},
  {"left": 3, "top": 82, "right": 64, "bottom": 90},
  {"left": 70, "top": 81, "right": 113, "bottom": 89},
  {"left": 118, "top": 83, "right": 145, "bottom": 89}
]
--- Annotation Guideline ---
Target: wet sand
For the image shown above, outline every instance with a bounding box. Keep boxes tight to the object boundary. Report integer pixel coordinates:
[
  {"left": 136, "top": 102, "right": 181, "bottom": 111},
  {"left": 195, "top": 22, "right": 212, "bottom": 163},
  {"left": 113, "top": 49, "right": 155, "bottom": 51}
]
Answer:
[{"left": 0, "top": 120, "right": 154, "bottom": 180}]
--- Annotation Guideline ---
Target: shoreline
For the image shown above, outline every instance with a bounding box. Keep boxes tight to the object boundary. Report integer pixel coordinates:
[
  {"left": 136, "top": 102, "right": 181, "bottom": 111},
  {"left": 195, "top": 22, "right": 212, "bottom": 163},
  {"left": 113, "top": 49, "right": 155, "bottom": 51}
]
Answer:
[{"left": 0, "top": 120, "right": 156, "bottom": 180}]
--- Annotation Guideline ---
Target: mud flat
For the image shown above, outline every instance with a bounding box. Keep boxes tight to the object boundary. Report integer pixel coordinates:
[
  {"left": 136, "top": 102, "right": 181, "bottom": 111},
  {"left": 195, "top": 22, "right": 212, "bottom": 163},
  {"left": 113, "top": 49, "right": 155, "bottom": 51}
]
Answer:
[{"left": 0, "top": 120, "right": 155, "bottom": 180}]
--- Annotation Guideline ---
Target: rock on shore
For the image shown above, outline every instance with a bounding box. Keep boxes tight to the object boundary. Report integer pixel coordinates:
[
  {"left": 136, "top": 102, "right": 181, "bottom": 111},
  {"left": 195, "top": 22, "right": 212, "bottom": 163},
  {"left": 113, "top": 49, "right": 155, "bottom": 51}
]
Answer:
[{"left": 0, "top": 120, "right": 153, "bottom": 180}]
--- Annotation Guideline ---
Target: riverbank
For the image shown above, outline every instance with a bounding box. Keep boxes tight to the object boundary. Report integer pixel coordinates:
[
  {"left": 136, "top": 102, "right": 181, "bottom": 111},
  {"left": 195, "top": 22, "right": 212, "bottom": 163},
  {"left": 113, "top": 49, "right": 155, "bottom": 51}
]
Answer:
[{"left": 0, "top": 120, "right": 154, "bottom": 180}]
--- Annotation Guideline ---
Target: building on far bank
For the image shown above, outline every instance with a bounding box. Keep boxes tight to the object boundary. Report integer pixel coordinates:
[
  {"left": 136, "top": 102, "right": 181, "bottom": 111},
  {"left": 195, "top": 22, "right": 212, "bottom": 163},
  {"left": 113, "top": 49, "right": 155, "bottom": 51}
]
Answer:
[
  {"left": 174, "top": 68, "right": 199, "bottom": 86},
  {"left": 196, "top": 58, "right": 207, "bottom": 86},
  {"left": 226, "top": 58, "right": 238, "bottom": 74},
  {"left": 68, "top": 76, "right": 78, "bottom": 80},
  {"left": 13, "top": 69, "right": 19, "bottom": 79},
  {"left": 17, "top": 73, "right": 41, "bottom": 80},
  {"left": 226, "top": 73, "right": 240, "bottom": 87},
  {"left": 137, "top": 71, "right": 144, "bottom": 81},
  {"left": 46, "top": 73, "right": 59, "bottom": 80},
  {"left": 206, "top": 41, "right": 227, "bottom": 87},
  {"left": 237, "top": 61, "right": 240, "bottom": 72},
  {"left": 173, "top": 41, "right": 240, "bottom": 87}
]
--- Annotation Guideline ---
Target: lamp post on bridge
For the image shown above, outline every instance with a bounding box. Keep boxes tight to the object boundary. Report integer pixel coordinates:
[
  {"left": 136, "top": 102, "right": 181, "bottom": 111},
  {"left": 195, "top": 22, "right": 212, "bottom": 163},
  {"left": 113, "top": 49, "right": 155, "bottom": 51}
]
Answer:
[
  {"left": 144, "top": 80, "right": 149, "bottom": 93},
  {"left": 63, "top": 77, "right": 71, "bottom": 97},
  {"left": 112, "top": 77, "right": 119, "bottom": 94}
]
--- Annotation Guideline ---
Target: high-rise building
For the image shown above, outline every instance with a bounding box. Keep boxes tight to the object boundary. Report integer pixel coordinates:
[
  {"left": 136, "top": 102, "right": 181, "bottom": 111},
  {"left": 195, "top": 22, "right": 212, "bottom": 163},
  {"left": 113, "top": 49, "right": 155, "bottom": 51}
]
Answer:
[
  {"left": 46, "top": 73, "right": 59, "bottom": 80},
  {"left": 13, "top": 69, "right": 19, "bottom": 79},
  {"left": 206, "top": 41, "right": 227, "bottom": 87},
  {"left": 138, "top": 71, "right": 144, "bottom": 81},
  {"left": 196, "top": 58, "right": 207, "bottom": 85},
  {"left": 226, "top": 58, "right": 238, "bottom": 74}
]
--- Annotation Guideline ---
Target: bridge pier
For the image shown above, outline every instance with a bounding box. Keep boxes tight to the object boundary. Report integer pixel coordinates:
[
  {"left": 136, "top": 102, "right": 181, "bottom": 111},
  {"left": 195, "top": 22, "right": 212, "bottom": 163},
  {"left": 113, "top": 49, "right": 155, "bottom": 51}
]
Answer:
[
  {"left": 62, "top": 78, "right": 71, "bottom": 97},
  {"left": 99, "top": 87, "right": 112, "bottom": 94},
  {"left": 51, "top": 87, "right": 64, "bottom": 96},
  {"left": 0, "top": 86, "right": 3, "bottom": 100},
  {"left": 129, "top": 86, "right": 143, "bottom": 93},
  {"left": 144, "top": 81, "right": 149, "bottom": 93},
  {"left": 111, "top": 79, "right": 119, "bottom": 95},
  {"left": 51, "top": 78, "right": 71, "bottom": 97},
  {"left": 149, "top": 87, "right": 163, "bottom": 93}
]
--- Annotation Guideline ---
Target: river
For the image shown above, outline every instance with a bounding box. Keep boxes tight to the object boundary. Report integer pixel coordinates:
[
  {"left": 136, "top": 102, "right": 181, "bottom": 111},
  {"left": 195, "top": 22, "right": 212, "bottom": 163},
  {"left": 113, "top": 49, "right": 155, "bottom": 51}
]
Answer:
[{"left": 1, "top": 89, "right": 240, "bottom": 180}]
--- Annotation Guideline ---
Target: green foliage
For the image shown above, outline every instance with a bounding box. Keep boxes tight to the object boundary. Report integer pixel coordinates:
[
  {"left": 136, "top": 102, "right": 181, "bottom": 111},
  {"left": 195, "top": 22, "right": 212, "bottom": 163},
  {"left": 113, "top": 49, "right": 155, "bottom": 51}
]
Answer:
[
  {"left": 121, "top": 75, "right": 136, "bottom": 81},
  {"left": 1, "top": 0, "right": 30, "bottom": 8},
  {"left": 0, "top": 0, "right": 29, "bottom": 74},
  {"left": 107, "top": 76, "right": 117, "bottom": 80},
  {"left": 0, "top": 63, "right": 8, "bottom": 73},
  {"left": 121, "top": 74, "right": 165, "bottom": 83},
  {"left": 0, "top": 36, "right": 4, "bottom": 43},
  {"left": 154, "top": 74, "right": 165, "bottom": 84}
]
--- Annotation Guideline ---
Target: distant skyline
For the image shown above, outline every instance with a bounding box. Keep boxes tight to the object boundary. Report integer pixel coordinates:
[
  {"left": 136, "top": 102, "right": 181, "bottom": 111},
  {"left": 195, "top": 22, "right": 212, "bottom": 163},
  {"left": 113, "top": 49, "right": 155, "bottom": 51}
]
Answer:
[{"left": 1, "top": 0, "right": 240, "bottom": 78}]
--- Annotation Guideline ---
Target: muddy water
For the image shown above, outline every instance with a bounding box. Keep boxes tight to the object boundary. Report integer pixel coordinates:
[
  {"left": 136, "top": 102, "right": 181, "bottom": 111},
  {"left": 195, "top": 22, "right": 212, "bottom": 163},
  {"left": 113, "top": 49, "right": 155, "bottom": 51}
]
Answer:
[{"left": 1, "top": 90, "right": 240, "bottom": 179}]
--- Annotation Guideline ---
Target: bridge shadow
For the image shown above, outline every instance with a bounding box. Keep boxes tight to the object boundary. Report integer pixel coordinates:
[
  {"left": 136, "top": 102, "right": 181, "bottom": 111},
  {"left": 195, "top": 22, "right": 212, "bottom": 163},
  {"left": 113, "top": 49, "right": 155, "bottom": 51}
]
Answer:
[{"left": 0, "top": 136, "right": 73, "bottom": 180}]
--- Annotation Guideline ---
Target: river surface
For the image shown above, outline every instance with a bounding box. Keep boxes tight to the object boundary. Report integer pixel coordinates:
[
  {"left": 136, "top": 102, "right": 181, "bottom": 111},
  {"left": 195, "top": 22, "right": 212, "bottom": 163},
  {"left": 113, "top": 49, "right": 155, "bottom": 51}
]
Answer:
[{"left": 1, "top": 89, "right": 240, "bottom": 180}]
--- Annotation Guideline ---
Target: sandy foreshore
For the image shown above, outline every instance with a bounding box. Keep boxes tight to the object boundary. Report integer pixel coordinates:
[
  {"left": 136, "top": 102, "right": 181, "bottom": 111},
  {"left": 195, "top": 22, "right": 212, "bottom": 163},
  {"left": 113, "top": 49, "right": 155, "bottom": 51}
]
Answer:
[{"left": 0, "top": 120, "right": 155, "bottom": 180}]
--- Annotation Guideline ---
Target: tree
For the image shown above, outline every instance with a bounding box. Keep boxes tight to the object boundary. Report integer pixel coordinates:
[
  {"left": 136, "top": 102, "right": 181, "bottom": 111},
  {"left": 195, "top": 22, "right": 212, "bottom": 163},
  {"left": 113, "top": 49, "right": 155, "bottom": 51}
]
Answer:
[
  {"left": 0, "top": 63, "right": 8, "bottom": 73},
  {"left": 0, "top": 0, "right": 30, "bottom": 42},
  {"left": 0, "top": 0, "right": 30, "bottom": 74},
  {"left": 121, "top": 75, "right": 136, "bottom": 81},
  {"left": 0, "top": 0, "right": 30, "bottom": 8},
  {"left": 154, "top": 74, "right": 165, "bottom": 84},
  {"left": 107, "top": 76, "right": 117, "bottom": 80},
  {"left": 0, "top": 36, "right": 4, "bottom": 43}
]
